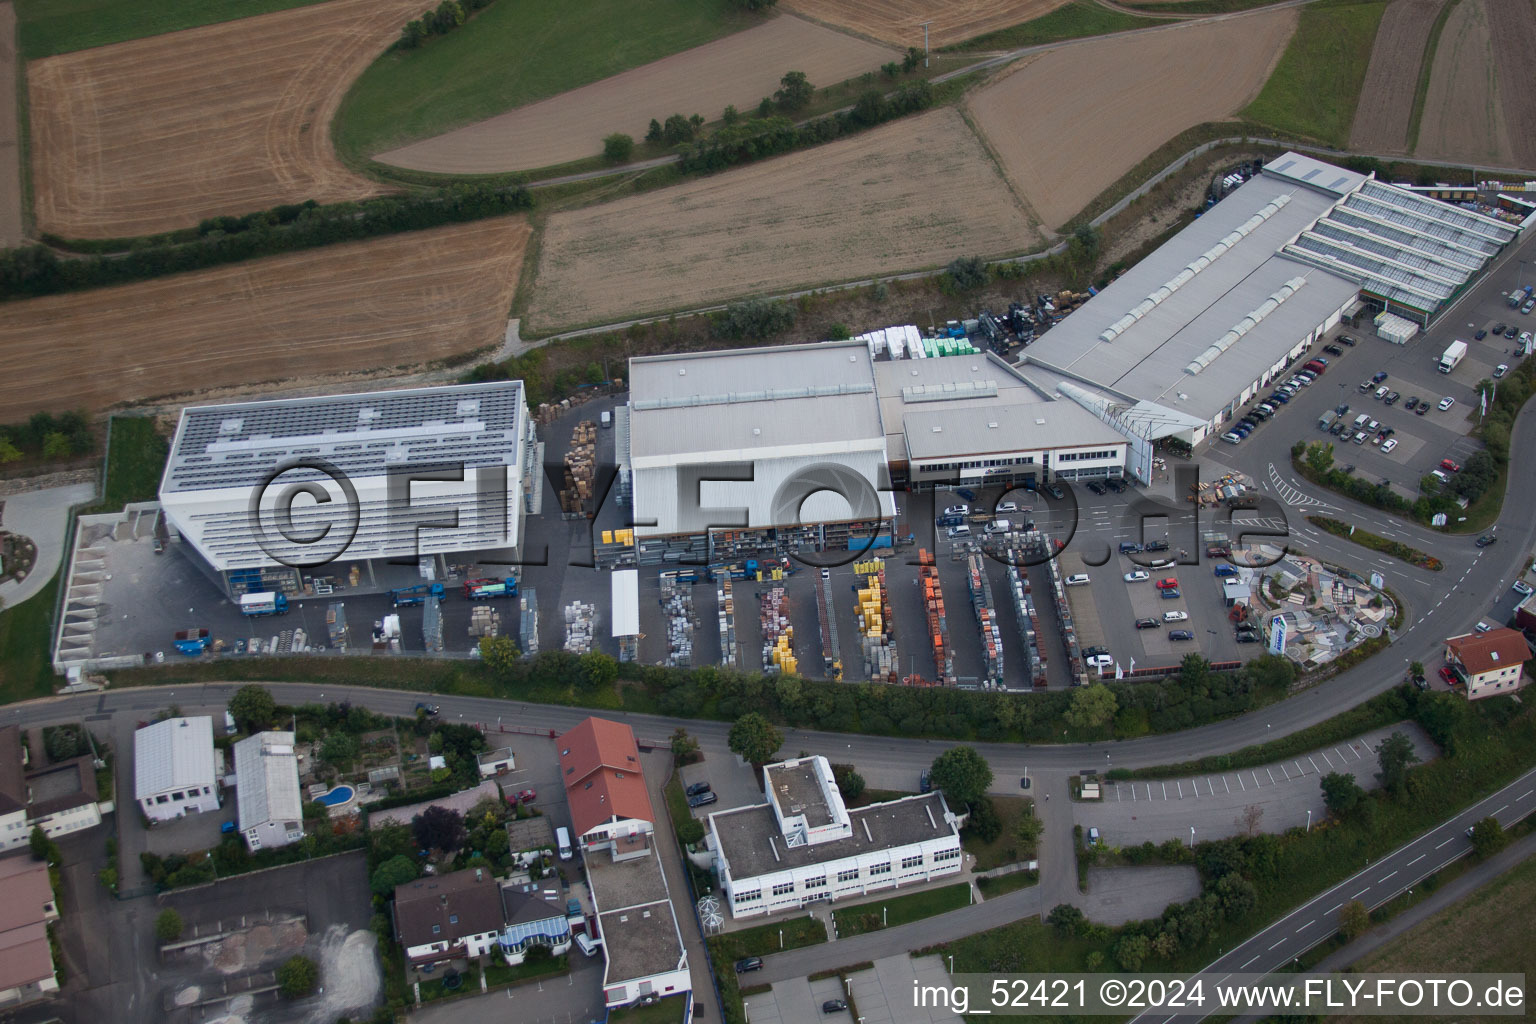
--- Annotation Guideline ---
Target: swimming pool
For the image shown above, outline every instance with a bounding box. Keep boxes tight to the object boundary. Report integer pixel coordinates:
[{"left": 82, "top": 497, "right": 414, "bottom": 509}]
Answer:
[{"left": 316, "top": 785, "right": 355, "bottom": 807}]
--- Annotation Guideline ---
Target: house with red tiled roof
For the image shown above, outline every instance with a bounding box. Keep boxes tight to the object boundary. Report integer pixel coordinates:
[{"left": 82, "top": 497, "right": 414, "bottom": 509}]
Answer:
[
  {"left": 1444, "top": 627, "right": 1532, "bottom": 700},
  {"left": 0, "top": 853, "right": 60, "bottom": 1007},
  {"left": 557, "top": 718, "right": 654, "bottom": 863}
]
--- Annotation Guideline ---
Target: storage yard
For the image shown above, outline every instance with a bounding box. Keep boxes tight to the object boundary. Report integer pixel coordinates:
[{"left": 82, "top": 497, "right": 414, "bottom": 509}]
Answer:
[
  {"left": 1347, "top": 0, "right": 1445, "bottom": 154},
  {"left": 966, "top": 8, "right": 1297, "bottom": 229},
  {"left": 0, "top": 216, "right": 530, "bottom": 417},
  {"left": 376, "top": 13, "right": 896, "bottom": 174},
  {"left": 524, "top": 108, "right": 1039, "bottom": 331},
  {"left": 782, "top": 0, "right": 1070, "bottom": 48},
  {"left": 26, "top": 0, "right": 418, "bottom": 239}
]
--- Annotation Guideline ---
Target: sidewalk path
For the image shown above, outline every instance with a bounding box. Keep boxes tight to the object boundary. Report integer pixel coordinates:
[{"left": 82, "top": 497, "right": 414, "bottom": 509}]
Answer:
[{"left": 0, "top": 482, "right": 96, "bottom": 607}]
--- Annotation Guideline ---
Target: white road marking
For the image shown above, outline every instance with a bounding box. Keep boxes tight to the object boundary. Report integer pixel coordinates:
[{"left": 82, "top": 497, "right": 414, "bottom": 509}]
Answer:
[
  {"left": 1239, "top": 774, "right": 1246, "bottom": 792},
  {"left": 1282, "top": 764, "right": 1291, "bottom": 781},
  {"left": 1436, "top": 837, "right": 1455, "bottom": 849},
  {"left": 1379, "top": 871, "right": 1396, "bottom": 883},
  {"left": 1494, "top": 804, "right": 1509, "bottom": 815},
  {"left": 1224, "top": 776, "right": 1231, "bottom": 794},
  {"left": 1322, "top": 750, "right": 1335, "bottom": 769},
  {"left": 1308, "top": 757, "right": 1320, "bottom": 773},
  {"left": 1327, "top": 903, "right": 1343, "bottom": 914},
  {"left": 1352, "top": 888, "right": 1369, "bottom": 899},
  {"left": 1162, "top": 782, "right": 1168, "bottom": 800},
  {"left": 1520, "top": 790, "right": 1533, "bottom": 800},
  {"left": 1296, "top": 921, "right": 1313, "bottom": 933},
  {"left": 1267, "top": 768, "right": 1276, "bottom": 784},
  {"left": 1268, "top": 938, "right": 1287, "bottom": 951},
  {"left": 1178, "top": 780, "right": 1184, "bottom": 799},
  {"left": 1408, "top": 855, "right": 1424, "bottom": 866},
  {"left": 1242, "top": 955, "right": 1260, "bottom": 968}
]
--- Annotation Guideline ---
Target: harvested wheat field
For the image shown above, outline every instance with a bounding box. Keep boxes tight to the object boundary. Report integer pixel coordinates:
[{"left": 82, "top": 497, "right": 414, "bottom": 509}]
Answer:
[
  {"left": 526, "top": 108, "right": 1038, "bottom": 332},
  {"left": 968, "top": 10, "right": 1296, "bottom": 229},
  {"left": 782, "top": 0, "right": 1069, "bottom": 48},
  {"left": 1482, "top": 0, "right": 1536, "bottom": 168},
  {"left": 379, "top": 14, "right": 894, "bottom": 174},
  {"left": 0, "top": 3, "right": 21, "bottom": 247},
  {"left": 0, "top": 218, "right": 530, "bottom": 417},
  {"left": 1348, "top": 0, "right": 1445, "bottom": 154},
  {"left": 1415, "top": 0, "right": 1512, "bottom": 165},
  {"left": 28, "top": 0, "right": 423, "bottom": 240}
]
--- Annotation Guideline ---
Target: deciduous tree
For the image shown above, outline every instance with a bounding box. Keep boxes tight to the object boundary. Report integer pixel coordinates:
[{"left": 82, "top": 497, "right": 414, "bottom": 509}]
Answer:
[
  {"left": 774, "top": 71, "right": 814, "bottom": 112},
  {"left": 1375, "top": 731, "right": 1419, "bottom": 799},
  {"left": 1468, "top": 816, "right": 1510, "bottom": 858},
  {"left": 928, "top": 746, "right": 993, "bottom": 808},
  {"left": 1320, "top": 772, "right": 1364, "bottom": 817},
  {"left": 229, "top": 685, "right": 276, "bottom": 732},
  {"left": 728, "top": 712, "right": 783, "bottom": 767},
  {"left": 155, "top": 908, "right": 183, "bottom": 942},
  {"left": 412, "top": 805, "right": 467, "bottom": 856},
  {"left": 1339, "top": 900, "right": 1370, "bottom": 939},
  {"left": 1064, "top": 683, "right": 1117, "bottom": 731},
  {"left": 370, "top": 854, "right": 420, "bottom": 895},
  {"left": 602, "top": 133, "right": 634, "bottom": 164}
]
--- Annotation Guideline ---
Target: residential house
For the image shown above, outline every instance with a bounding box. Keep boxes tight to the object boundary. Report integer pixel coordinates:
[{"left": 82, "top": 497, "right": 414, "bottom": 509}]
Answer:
[
  {"left": 0, "top": 726, "right": 104, "bottom": 850},
  {"left": 394, "top": 867, "right": 507, "bottom": 970},
  {"left": 556, "top": 718, "right": 654, "bottom": 862},
  {"left": 0, "top": 729, "right": 27, "bottom": 853},
  {"left": 0, "top": 854, "right": 60, "bottom": 1007},
  {"left": 1444, "top": 627, "right": 1532, "bottom": 700},
  {"left": 497, "top": 883, "right": 572, "bottom": 964},
  {"left": 232, "top": 731, "right": 304, "bottom": 850},
  {"left": 135, "top": 717, "right": 220, "bottom": 822},
  {"left": 707, "top": 755, "right": 963, "bottom": 919}
]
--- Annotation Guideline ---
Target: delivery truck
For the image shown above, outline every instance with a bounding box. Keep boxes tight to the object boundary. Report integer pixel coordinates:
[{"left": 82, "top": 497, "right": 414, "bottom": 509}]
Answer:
[
  {"left": 1439, "top": 339, "right": 1468, "bottom": 373},
  {"left": 239, "top": 592, "right": 289, "bottom": 617}
]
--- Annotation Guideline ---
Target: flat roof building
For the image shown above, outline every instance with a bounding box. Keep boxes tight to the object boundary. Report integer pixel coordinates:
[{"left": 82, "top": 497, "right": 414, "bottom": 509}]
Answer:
[
  {"left": 232, "top": 731, "right": 304, "bottom": 851},
  {"left": 135, "top": 717, "right": 220, "bottom": 822},
  {"left": 158, "top": 380, "right": 536, "bottom": 599},
  {"left": 1025, "top": 153, "right": 1518, "bottom": 450},
  {"left": 707, "top": 755, "right": 962, "bottom": 919}
]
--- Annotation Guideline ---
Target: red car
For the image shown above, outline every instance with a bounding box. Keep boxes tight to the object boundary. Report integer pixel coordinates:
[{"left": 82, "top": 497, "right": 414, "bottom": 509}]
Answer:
[
  {"left": 1155, "top": 577, "right": 1180, "bottom": 590},
  {"left": 507, "top": 789, "right": 536, "bottom": 805},
  {"left": 1439, "top": 666, "right": 1458, "bottom": 685},
  {"left": 1440, "top": 458, "right": 1461, "bottom": 473}
]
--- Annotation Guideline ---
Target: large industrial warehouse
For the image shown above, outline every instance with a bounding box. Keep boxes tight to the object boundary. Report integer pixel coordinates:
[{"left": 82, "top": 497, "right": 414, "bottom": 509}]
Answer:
[
  {"left": 1025, "top": 152, "right": 1520, "bottom": 448},
  {"left": 625, "top": 342, "right": 1129, "bottom": 564},
  {"left": 158, "top": 381, "right": 539, "bottom": 599}
]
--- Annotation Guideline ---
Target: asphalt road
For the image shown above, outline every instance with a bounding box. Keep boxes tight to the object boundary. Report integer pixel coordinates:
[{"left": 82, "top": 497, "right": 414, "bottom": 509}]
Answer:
[{"left": 1131, "top": 764, "right": 1536, "bottom": 1024}]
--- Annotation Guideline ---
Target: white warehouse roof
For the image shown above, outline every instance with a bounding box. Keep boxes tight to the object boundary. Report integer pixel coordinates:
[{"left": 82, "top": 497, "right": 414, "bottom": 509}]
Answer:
[
  {"left": 611, "top": 569, "right": 639, "bottom": 637},
  {"left": 134, "top": 716, "right": 217, "bottom": 798},
  {"left": 233, "top": 730, "right": 303, "bottom": 831}
]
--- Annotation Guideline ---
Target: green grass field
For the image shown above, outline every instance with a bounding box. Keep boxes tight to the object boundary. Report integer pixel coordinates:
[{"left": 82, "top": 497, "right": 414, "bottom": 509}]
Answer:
[
  {"left": 84, "top": 416, "right": 169, "bottom": 514},
  {"left": 946, "top": 1, "right": 1171, "bottom": 52},
  {"left": 14, "top": 0, "right": 332, "bottom": 59},
  {"left": 1241, "top": 0, "right": 1388, "bottom": 147},
  {"left": 961, "top": 795, "right": 1037, "bottom": 871},
  {"left": 0, "top": 571, "right": 60, "bottom": 705},
  {"left": 832, "top": 882, "right": 971, "bottom": 936},
  {"left": 333, "top": 0, "right": 756, "bottom": 164}
]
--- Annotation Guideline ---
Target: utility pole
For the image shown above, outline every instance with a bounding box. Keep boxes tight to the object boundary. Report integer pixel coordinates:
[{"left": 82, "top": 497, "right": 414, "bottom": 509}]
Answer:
[{"left": 921, "top": 21, "right": 932, "bottom": 67}]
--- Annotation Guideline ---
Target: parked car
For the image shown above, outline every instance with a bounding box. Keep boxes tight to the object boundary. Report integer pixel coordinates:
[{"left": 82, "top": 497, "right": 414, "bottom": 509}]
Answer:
[
  {"left": 823, "top": 1000, "right": 849, "bottom": 1013},
  {"left": 1494, "top": 322, "right": 1507, "bottom": 334},
  {"left": 1143, "top": 540, "right": 1169, "bottom": 552},
  {"left": 1155, "top": 577, "right": 1179, "bottom": 589},
  {"left": 1339, "top": 334, "right": 1357, "bottom": 346},
  {"left": 1160, "top": 587, "right": 1182, "bottom": 599},
  {"left": 1352, "top": 431, "right": 1368, "bottom": 445},
  {"left": 1494, "top": 364, "right": 1509, "bottom": 379},
  {"left": 1124, "top": 570, "right": 1150, "bottom": 582},
  {"left": 1087, "top": 827, "right": 1101, "bottom": 846},
  {"left": 1086, "top": 480, "right": 1107, "bottom": 495},
  {"left": 688, "top": 791, "right": 718, "bottom": 808},
  {"left": 1168, "top": 629, "right": 1194, "bottom": 641},
  {"left": 1358, "top": 380, "right": 1374, "bottom": 393},
  {"left": 1105, "top": 478, "right": 1126, "bottom": 493},
  {"left": 1235, "top": 630, "right": 1261, "bottom": 644},
  {"left": 1163, "top": 610, "right": 1188, "bottom": 622},
  {"left": 943, "top": 504, "right": 969, "bottom": 517},
  {"left": 416, "top": 702, "right": 440, "bottom": 716},
  {"left": 1213, "top": 564, "right": 1238, "bottom": 577},
  {"left": 920, "top": 772, "right": 931, "bottom": 793},
  {"left": 1381, "top": 438, "right": 1398, "bottom": 453},
  {"left": 1065, "top": 573, "right": 1090, "bottom": 586},
  {"left": 1046, "top": 484, "right": 1065, "bottom": 499},
  {"left": 1440, "top": 458, "right": 1461, "bottom": 473},
  {"left": 1439, "top": 666, "right": 1458, "bottom": 684},
  {"left": 1374, "top": 385, "right": 1389, "bottom": 400},
  {"left": 1221, "top": 432, "right": 1243, "bottom": 444},
  {"left": 1513, "top": 580, "right": 1534, "bottom": 597},
  {"left": 956, "top": 488, "right": 977, "bottom": 501},
  {"left": 1438, "top": 396, "right": 1456, "bottom": 411},
  {"left": 1405, "top": 396, "right": 1418, "bottom": 410},
  {"left": 997, "top": 501, "right": 1021, "bottom": 514},
  {"left": 1475, "top": 329, "right": 1488, "bottom": 340},
  {"left": 1324, "top": 344, "right": 1344, "bottom": 356},
  {"left": 517, "top": 789, "right": 537, "bottom": 805},
  {"left": 1329, "top": 422, "right": 1345, "bottom": 436},
  {"left": 1384, "top": 391, "right": 1400, "bottom": 405},
  {"left": 685, "top": 781, "right": 712, "bottom": 797},
  {"left": 736, "top": 958, "right": 764, "bottom": 973},
  {"left": 1134, "top": 617, "right": 1159, "bottom": 629},
  {"left": 1085, "top": 653, "right": 1114, "bottom": 671},
  {"left": 1373, "top": 370, "right": 1389, "bottom": 383},
  {"left": 1475, "top": 621, "right": 1493, "bottom": 634}
]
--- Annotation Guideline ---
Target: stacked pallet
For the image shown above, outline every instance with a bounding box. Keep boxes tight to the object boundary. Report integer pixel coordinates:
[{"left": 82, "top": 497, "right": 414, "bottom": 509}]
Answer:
[
  {"left": 855, "top": 561, "right": 897, "bottom": 684},
  {"left": 661, "top": 576, "right": 696, "bottom": 668},
  {"left": 563, "top": 600, "right": 597, "bottom": 653},
  {"left": 918, "top": 549, "right": 955, "bottom": 685},
  {"left": 519, "top": 588, "right": 540, "bottom": 657},
  {"left": 966, "top": 554, "right": 1003, "bottom": 688},
  {"left": 760, "top": 586, "right": 795, "bottom": 674},
  {"left": 815, "top": 570, "right": 841, "bottom": 680},
  {"left": 717, "top": 578, "right": 739, "bottom": 669},
  {"left": 1005, "top": 558, "right": 1047, "bottom": 688},
  {"left": 559, "top": 420, "right": 598, "bottom": 514},
  {"left": 468, "top": 605, "right": 499, "bottom": 638}
]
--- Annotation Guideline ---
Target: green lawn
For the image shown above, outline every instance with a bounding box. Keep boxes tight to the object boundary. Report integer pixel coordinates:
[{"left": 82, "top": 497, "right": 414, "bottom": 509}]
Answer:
[
  {"left": 0, "top": 571, "right": 60, "bottom": 705},
  {"left": 832, "top": 882, "right": 971, "bottom": 937},
  {"left": 482, "top": 953, "right": 568, "bottom": 989},
  {"left": 83, "top": 416, "right": 169, "bottom": 514},
  {"left": 334, "top": 0, "right": 757, "bottom": 164},
  {"left": 1119, "top": 0, "right": 1291, "bottom": 13},
  {"left": 975, "top": 869, "right": 1038, "bottom": 898},
  {"left": 608, "top": 997, "right": 689, "bottom": 1024},
  {"left": 961, "top": 795, "right": 1036, "bottom": 871},
  {"left": 710, "top": 915, "right": 826, "bottom": 960},
  {"left": 946, "top": 1, "right": 1172, "bottom": 52},
  {"left": 14, "top": 0, "right": 332, "bottom": 59},
  {"left": 1241, "top": 0, "right": 1388, "bottom": 146}
]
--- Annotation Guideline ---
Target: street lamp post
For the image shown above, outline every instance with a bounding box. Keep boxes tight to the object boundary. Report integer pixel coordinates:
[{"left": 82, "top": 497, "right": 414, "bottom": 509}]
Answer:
[
  {"left": 949, "top": 954, "right": 955, "bottom": 975},
  {"left": 1190, "top": 826, "right": 1196, "bottom": 847},
  {"left": 1306, "top": 809, "right": 1312, "bottom": 832},
  {"left": 921, "top": 21, "right": 932, "bottom": 67}
]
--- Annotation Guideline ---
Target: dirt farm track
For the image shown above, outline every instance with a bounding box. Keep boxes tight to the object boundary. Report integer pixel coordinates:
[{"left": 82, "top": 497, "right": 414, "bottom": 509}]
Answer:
[
  {"left": 378, "top": 14, "right": 895, "bottom": 174},
  {"left": 783, "top": 0, "right": 1070, "bottom": 48},
  {"left": 1348, "top": 0, "right": 1444, "bottom": 155},
  {"left": 967, "top": 9, "right": 1297, "bottom": 230},
  {"left": 27, "top": 0, "right": 422, "bottom": 240},
  {"left": 525, "top": 108, "right": 1038, "bottom": 333},
  {"left": 0, "top": 218, "right": 530, "bottom": 417}
]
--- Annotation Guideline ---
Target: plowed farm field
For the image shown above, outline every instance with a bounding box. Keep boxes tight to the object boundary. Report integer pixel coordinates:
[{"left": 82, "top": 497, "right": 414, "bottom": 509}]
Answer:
[
  {"left": 525, "top": 108, "right": 1038, "bottom": 332},
  {"left": 782, "top": 0, "right": 1070, "bottom": 47},
  {"left": 378, "top": 15, "right": 894, "bottom": 174},
  {"left": 0, "top": 3, "right": 21, "bottom": 247},
  {"left": 1482, "top": 0, "right": 1536, "bottom": 168},
  {"left": 1348, "top": 0, "right": 1444, "bottom": 154},
  {"left": 0, "top": 217, "right": 530, "bottom": 416},
  {"left": 967, "top": 10, "right": 1296, "bottom": 229},
  {"left": 27, "top": 0, "right": 422, "bottom": 240},
  {"left": 1415, "top": 0, "right": 1512, "bottom": 165}
]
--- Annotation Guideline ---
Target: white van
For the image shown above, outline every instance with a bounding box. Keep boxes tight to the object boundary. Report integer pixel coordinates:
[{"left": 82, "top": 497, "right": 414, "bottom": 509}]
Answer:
[
  {"left": 224, "top": 711, "right": 238, "bottom": 736},
  {"left": 556, "top": 826, "right": 573, "bottom": 861},
  {"left": 574, "top": 932, "right": 601, "bottom": 957},
  {"left": 984, "top": 519, "right": 1011, "bottom": 535}
]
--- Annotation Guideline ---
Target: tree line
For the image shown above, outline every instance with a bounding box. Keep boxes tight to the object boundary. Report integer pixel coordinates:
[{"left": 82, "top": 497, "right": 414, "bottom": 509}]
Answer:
[
  {"left": 0, "top": 184, "right": 533, "bottom": 303},
  {"left": 0, "top": 410, "right": 94, "bottom": 465},
  {"left": 395, "top": 0, "right": 493, "bottom": 50}
]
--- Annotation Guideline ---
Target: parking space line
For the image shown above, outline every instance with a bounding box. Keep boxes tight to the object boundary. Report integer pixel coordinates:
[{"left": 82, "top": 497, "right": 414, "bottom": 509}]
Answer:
[
  {"left": 1295, "top": 761, "right": 1305, "bottom": 777},
  {"left": 1239, "top": 774, "right": 1246, "bottom": 791},
  {"left": 1178, "top": 780, "right": 1184, "bottom": 799},
  {"left": 1147, "top": 784, "right": 1153, "bottom": 801},
  {"left": 1224, "top": 776, "right": 1231, "bottom": 794},
  {"left": 1253, "top": 771, "right": 1262, "bottom": 788},
  {"left": 1282, "top": 764, "right": 1290, "bottom": 781},
  {"left": 1308, "top": 757, "right": 1320, "bottom": 774},
  {"left": 1131, "top": 785, "right": 1136, "bottom": 802},
  {"left": 1267, "top": 768, "right": 1276, "bottom": 784},
  {"left": 1322, "top": 750, "right": 1335, "bottom": 769},
  {"left": 1162, "top": 782, "right": 1168, "bottom": 800}
]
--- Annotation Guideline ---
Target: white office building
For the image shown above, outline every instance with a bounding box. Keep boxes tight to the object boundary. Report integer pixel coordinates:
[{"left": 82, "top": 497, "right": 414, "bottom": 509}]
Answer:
[
  {"left": 158, "top": 380, "right": 537, "bottom": 598},
  {"left": 232, "top": 731, "right": 304, "bottom": 850},
  {"left": 134, "top": 717, "right": 220, "bottom": 822},
  {"left": 706, "top": 756, "right": 963, "bottom": 919}
]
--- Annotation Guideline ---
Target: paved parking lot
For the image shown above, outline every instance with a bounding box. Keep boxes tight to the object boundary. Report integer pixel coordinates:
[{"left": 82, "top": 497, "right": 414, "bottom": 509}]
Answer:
[
  {"left": 1076, "top": 723, "right": 1437, "bottom": 846},
  {"left": 679, "top": 749, "right": 761, "bottom": 818},
  {"left": 746, "top": 974, "right": 855, "bottom": 1024},
  {"left": 1082, "top": 866, "right": 1201, "bottom": 925}
]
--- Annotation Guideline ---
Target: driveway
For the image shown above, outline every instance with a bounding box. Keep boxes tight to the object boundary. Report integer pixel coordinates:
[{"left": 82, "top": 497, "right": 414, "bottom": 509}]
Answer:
[
  {"left": 0, "top": 481, "right": 95, "bottom": 607},
  {"left": 679, "top": 748, "right": 759, "bottom": 814},
  {"left": 406, "top": 951, "right": 606, "bottom": 1024}
]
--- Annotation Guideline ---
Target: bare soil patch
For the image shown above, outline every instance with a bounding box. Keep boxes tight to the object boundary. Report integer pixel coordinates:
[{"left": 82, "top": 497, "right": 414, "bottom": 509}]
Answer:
[
  {"left": 0, "top": 3, "right": 21, "bottom": 247},
  {"left": 967, "top": 10, "right": 1296, "bottom": 229},
  {"left": 1348, "top": 0, "right": 1444, "bottom": 154},
  {"left": 782, "top": 0, "right": 1070, "bottom": 47},
  {"left": 525, "top": 108, "right": 1038, "bottom": 332},
  {"left": 0, "top": 217, "right": 529, "bottom": 416},
  {"left": 27, "top": 0, "right": 422, "bottom": 240},
  {"left": 378, "top": 14, "right": 894, "bottom": 174},
  {"left": 1482, "top": 0, "right": 1536, "bottom": 168},
  {"left": 1415, "top": 0, "right": 1512, "bottom": 165}
]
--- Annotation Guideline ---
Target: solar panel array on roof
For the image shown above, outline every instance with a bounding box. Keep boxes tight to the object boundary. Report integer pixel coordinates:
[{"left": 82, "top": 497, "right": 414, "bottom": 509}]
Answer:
[{"left": 163, "top": 382, "right": 526, "bottom": 493}]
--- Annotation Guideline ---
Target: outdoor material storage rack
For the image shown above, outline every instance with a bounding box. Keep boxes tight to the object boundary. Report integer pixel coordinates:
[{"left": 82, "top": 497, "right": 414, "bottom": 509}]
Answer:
[
  {"left": 761, "top": 586, "right": 795, "bottom": 675},
  {"left": 967, "top": 554, "right": 1004, "bottom": 688},
  {"left": 816, "top": 571, "right": 842, "bottom": 680},
  {"left": 918, "top": 549, "right": 956, "bottom": 686},
  {"left": 1004, "top": 547, "right": 1047, "bottom": 688},
  {"left": 854, "top": 560, "right": 896, "bottom": 684}
]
